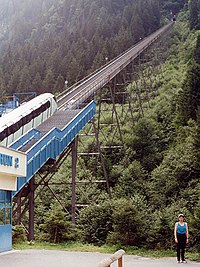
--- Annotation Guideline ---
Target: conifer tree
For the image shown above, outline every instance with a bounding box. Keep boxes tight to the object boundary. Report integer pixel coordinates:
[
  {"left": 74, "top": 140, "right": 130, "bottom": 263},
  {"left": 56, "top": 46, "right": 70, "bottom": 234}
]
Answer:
[
  {"left": 0, "top": 0, "right": 168, "bottom": 94},
  {"left": 43, "top": 69, "right": 55, "bottom": 92},
  {"left": 32, "top": 72, "right": 43, "bottom": 92},
  {"left": 177, "top": 34, "right": 200, "bottom": 124},
  {"left": 53, "top": 74, "right": 65, "bottom": 93},
  {"left": 194, "top": 34, "right": 200, "bottom": 63},
  {"left": 189, "top": 0, "right": 200, "bottom": 30}
]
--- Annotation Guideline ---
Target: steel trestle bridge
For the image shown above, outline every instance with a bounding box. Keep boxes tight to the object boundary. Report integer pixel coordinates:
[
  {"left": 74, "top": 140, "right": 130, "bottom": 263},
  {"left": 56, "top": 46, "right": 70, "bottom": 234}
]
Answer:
[{"left": 0, "top": 22, "right": 173, "bottom": 252}]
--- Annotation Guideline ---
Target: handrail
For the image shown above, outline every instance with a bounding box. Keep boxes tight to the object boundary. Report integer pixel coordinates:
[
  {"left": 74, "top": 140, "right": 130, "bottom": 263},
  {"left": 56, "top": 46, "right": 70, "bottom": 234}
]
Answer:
[
  {"left": 13, "top": 101, "right": 96, "bottom": 195},
  {"left": 9, "top": 128, "right": 41, "bottom": 150},
  {"left": 97, "top": 250, "right": 125, "bottom": 267},
  {"left": 57, "top": 22, "right": 174, "bottom": 110}
]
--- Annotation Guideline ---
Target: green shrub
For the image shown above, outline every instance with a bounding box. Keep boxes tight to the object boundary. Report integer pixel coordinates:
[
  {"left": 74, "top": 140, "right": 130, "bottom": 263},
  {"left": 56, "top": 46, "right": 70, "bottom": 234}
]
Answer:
[
  {"left": 107, "top": 197, "right": 148, "bottom": 246},
  {"left": 39, "top": 203, "right": 75, "bottom": 243},
  {"left": 78, "top": 201, "right": 112, "bottom": 245},
  {"left": 12, "top": 225, "right": 27, "bottom": 243}
]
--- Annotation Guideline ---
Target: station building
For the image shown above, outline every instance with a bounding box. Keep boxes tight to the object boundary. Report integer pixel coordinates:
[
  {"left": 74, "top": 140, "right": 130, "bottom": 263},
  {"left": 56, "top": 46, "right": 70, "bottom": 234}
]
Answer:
[{"left": 0, "top": 146, "right": 26, "bottom": 252}]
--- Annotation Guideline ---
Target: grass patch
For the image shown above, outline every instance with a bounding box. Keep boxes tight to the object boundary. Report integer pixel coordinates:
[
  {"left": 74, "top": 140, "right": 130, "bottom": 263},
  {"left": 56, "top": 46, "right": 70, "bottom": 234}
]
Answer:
[
  {"left": 13, "top": 241, "right": 200, "bottom": 261},
  {"left": 13, "top": 241, "right": 120, "bottom": 254}
]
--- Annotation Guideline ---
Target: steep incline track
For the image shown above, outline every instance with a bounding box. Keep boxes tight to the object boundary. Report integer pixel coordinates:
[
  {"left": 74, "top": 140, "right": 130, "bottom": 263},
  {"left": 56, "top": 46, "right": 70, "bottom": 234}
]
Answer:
[{"left": 57, "top": 22, "right": 173, "bottom": 110}]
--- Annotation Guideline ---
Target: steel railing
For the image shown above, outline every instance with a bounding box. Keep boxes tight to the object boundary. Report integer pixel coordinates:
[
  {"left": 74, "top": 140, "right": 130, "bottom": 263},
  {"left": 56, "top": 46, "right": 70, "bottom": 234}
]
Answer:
[{"left": 57, "top": 22, "right": 174, "bottom": 110}]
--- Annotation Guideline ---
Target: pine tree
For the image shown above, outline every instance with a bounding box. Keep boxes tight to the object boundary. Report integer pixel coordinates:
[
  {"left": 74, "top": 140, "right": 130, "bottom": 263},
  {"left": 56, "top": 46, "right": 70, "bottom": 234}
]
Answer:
[
  {"left": 39, "top": 203, "right": 73, "bottom": 243},
  {"left": 130, "top": 11, "right": 145, "bottom": 43},
  {"left": 32, "top": 72, "right": 43, "bottom": 92},
  {"left": 53, "top": 74, "right": 65, "bottom": 93},
  {"left": 177, "top": 35, "right": 200, "bottom": 124},
  {"left": 42, "top": 69, "right": 55, "bottom": 93},
  {"left": 194, "top": 34, "right": 200, "bottom": 63},
  {"left": 189, "top": 0, "right": 200, "bottom": 30},
  {"left": 177, "top": 62, "right": 200, "bottom": 124},
  {"left": 17, "top": 66, "right": 32, "bottom": 92},
  {"left": 193, "top": 108, "right": 200, "bottom": 171}
]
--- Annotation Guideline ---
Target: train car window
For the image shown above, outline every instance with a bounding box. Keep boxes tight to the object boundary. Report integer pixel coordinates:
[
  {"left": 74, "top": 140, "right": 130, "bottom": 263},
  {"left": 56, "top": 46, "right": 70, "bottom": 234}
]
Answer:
[
  {"left": 47, "top": 101, "right": 50, "bottom": 108},
  {"left": 45, "top": 102, "right": 49, "bottom": 109},
  {"left": 35, "top": 108, "right": 41, "bottom": 117},
  {"left": 41, "top": 103, "right": 46, "bottom": 113},
  {"left": 33, "top": 101, "right": 50, "bottom": 118},
  {"left": 15, "top": 123, "right": 19, "bottom": 132},
  {"left": 30, "top": 112, "right": 34, "bottom": 122},
  {"left": 22, "top": 116, "right": 27, "bottom": 125},
  {"left": 27, "top": 113, "right": 33, "bottom": 123},
  {"left": 6, "top": 126, "right": 11, "bottom": 136},
  {"left": 5, "top": 119, "right": 21, "bottom": 139},
  {"left": 3, "top": 129, "right": 7, "bottom": 139},
  {"left": 8, "top": 124, "right": 15, "bottom": 135},
  {"left": 14, "top": 123, "right": 19, "bottom": 133},
  {"left": 18, "top": 118, "right": 23, "bottom": 129},
  {"left": 30, "top": 110, "right": 34, "bottom": 121},
  {"left": 41, "top": 102, "right": 50, "bottom": 113},
  {"left": 0, "top": 129, "right": 6, "bottom": 141}
]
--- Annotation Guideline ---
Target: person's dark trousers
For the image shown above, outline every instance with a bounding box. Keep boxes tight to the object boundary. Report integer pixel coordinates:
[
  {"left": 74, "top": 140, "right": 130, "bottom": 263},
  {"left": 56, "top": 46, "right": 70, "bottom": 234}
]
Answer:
[{"left": 177, "top": 233, "right": 186, "bottom": 261}]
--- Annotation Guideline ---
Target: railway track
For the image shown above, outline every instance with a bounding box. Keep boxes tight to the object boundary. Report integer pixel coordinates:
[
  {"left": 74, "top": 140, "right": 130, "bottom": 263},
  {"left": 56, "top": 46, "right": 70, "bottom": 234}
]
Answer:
[{"left": 57, "top": 22, "right": 173, "bottom": 110}]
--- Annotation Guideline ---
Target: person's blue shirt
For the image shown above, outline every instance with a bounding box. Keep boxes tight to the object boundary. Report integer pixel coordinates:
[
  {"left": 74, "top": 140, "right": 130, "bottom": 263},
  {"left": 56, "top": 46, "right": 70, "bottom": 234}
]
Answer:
[{"left": 177, "top": 222, "right": 187, "bottom": 234}]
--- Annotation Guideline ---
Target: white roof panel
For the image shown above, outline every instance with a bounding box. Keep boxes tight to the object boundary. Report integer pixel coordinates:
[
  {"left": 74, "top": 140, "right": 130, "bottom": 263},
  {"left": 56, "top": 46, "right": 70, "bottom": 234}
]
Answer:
[{"left": 0, "top": 93, "right": 54, "bottom": 131}]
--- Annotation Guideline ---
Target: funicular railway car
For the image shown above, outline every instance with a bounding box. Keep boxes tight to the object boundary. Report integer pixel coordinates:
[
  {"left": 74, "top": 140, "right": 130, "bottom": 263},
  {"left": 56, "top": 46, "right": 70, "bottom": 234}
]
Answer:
[{"left": 0, "top": 93, "right": 57, "bottom": 147}]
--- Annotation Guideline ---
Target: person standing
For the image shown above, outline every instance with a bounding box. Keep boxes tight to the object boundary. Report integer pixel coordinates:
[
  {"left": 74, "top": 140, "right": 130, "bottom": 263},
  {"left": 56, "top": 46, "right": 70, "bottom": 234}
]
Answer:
[{"left": 174, "top": 214, "right": 189, "bottom": 263}]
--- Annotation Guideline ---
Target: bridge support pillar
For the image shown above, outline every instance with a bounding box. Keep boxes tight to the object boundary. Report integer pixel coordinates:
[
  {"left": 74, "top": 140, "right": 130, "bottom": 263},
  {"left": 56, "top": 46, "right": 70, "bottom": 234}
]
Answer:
[
  {"left": 28, "top": 177, "right": 35, "bottom": 241},
  {"left": 16, "top": 196, "right": 22, "bottom": 225},
  {"left": 71, "top": 137, "right": 78, "bottom": 225}
]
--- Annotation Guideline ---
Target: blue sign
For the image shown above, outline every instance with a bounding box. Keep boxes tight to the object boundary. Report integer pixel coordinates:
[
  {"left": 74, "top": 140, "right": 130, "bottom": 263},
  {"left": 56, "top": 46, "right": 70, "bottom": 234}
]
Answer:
[{"left": 0, "top": 153, "right": 19, "bottom": 168}]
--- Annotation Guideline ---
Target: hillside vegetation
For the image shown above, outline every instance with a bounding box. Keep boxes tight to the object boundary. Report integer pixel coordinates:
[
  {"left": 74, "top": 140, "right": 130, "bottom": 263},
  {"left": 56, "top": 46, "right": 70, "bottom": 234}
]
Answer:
[
  {"left": 3, "top": 0, "right": 199, "bottom": 253},
  {"left": 26, "top": 9, "right": 200, "bottom": 253},
  {"left": 0, "top": 0, "right": 184, "bottom": 96}
]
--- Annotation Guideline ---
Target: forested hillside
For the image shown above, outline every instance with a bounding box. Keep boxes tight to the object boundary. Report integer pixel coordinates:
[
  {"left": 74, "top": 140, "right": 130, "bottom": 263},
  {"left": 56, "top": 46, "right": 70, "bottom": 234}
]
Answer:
[
  {"left": 23, "top": 7, "right": 199, "bottom": 253},
  {"left": 3, "top": 0, "right": 199, "bottom": 254},
  {"left": 0, "top": 0, "right": 184, "bottom": 96}
]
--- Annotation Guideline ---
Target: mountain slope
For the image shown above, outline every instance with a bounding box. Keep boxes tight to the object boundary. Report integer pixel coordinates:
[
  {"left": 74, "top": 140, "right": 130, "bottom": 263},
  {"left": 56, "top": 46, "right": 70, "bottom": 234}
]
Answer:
[{"left": 0, "top": 0, "right": 162, "bottom": 95}]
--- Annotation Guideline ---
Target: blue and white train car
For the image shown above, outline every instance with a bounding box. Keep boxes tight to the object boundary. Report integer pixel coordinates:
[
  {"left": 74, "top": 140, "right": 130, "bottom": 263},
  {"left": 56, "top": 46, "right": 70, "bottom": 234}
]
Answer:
[{"left": 0, "top": 93, "right": 57, "bottom": 147}]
